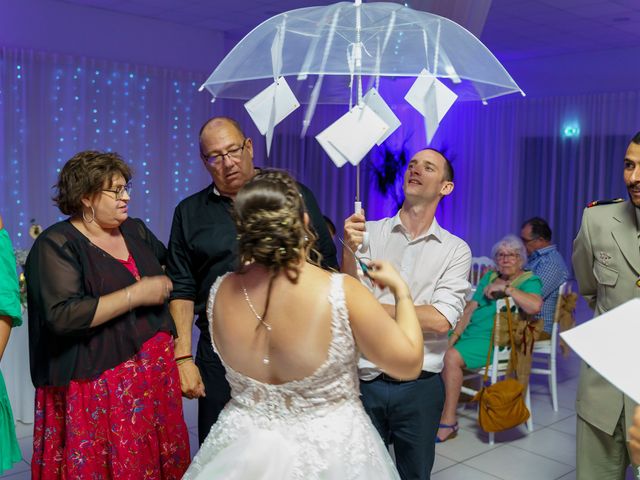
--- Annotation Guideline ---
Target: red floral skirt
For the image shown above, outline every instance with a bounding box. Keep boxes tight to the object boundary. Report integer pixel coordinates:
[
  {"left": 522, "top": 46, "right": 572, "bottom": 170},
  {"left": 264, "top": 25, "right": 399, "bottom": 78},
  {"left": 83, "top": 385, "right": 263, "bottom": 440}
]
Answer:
[{"left": 32, "top": 331, "right": 190, "bottom": 479}]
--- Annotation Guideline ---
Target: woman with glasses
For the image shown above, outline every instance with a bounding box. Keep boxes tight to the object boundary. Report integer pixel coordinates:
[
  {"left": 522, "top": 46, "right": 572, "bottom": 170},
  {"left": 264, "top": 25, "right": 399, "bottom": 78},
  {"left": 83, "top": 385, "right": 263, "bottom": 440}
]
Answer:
[
  {"left": 25, "top": 151, "right": 189, "bottom": 479},
  {"left": 436, "top": 235, "right": 542, "bottom": 442}
]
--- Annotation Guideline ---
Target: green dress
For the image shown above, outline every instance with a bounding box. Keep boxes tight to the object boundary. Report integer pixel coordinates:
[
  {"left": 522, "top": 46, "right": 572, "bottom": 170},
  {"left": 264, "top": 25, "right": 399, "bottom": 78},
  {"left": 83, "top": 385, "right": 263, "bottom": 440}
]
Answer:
[
  {"left": 0, "top": 228, "right": 22, "bottom": 474},
  {"left": 454, "top": 271, "right": 542, "bottom": 369}
]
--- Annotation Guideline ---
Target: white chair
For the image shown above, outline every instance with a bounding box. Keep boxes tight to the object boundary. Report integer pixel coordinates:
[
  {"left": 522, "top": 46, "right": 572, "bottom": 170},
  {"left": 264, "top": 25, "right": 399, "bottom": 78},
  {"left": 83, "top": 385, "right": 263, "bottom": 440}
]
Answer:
[
  {"left": 467, "top": 256, "right": 495, "bottom": 299},
  {"left": 529, "top": 282, "right": 568, "bottom": 412},
  {"left": 460, "top": 297, "right": 533, "bottom": 445}
]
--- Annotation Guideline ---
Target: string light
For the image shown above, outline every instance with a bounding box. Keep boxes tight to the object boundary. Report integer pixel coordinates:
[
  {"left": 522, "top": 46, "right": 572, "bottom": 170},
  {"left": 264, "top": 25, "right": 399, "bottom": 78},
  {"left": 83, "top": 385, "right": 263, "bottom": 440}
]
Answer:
[{"left": 2, "top": 52, "right": 211, "bottom": 248}]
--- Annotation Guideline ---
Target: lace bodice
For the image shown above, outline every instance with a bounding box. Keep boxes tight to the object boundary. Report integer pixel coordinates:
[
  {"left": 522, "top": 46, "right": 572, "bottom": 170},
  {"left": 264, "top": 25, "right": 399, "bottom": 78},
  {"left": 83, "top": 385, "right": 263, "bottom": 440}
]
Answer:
[
  {"left": 206, "top": 272, "right": 361, "bottom": 423},
  {"left": 185, "top": 272, "right": 400, "bottom": 480}
]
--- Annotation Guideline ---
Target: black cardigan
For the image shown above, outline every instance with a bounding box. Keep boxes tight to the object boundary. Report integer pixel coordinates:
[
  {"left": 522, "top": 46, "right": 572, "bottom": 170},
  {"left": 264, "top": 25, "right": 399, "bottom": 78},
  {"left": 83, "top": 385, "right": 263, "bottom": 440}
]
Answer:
[{"left": 25, "top": 217, "right": 176, "bottom": 387}]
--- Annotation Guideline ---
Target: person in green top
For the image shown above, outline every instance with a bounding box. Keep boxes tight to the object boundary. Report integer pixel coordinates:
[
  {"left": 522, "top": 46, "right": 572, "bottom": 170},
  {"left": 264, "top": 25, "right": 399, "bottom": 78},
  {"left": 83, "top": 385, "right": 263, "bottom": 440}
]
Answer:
[
  {"left": 0, "top": 214, "right": 23, "bottom": 474},
  {"left": 436, "top": 235, "right": 543, "bottom": 442}
]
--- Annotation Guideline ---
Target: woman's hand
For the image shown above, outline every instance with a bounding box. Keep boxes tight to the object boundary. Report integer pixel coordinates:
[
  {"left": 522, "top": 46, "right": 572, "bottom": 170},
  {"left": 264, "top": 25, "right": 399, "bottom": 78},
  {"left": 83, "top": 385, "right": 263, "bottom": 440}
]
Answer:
[
  {"left": 131, "top": 276, "right": 173, "bottom": 307},
  {"left": 483, "top": 281, "right": 508, "bottom": 300},
  {"left": 365, "top": 260, "right": 408, "bottom": 297}
]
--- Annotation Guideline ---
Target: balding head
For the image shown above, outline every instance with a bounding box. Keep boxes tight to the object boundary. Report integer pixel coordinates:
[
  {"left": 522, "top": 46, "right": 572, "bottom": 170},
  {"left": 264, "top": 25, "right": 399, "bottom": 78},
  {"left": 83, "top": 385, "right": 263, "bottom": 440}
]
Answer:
[
  {"left": 198, "top": 116, "right": 255, "bottom": 199},
  {"left": 199, "top": 117, "right": 245, "bottom": 155}
]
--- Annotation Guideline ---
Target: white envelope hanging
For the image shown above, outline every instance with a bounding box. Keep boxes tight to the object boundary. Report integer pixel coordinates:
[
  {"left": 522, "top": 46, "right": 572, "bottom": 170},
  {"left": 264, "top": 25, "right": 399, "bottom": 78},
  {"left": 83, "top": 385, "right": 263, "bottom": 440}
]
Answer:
[
  {"left": 316, "top": 104, "right": 389, "bottom": 168},
  {"left": 362, "top": 88, "right": 401, "bottom": 145},
  {"left": 244, "top": 77, "right": 300, "bottom": 136},
  {"left": 404, "top": 68, "right": 457, "bottom": 143}
]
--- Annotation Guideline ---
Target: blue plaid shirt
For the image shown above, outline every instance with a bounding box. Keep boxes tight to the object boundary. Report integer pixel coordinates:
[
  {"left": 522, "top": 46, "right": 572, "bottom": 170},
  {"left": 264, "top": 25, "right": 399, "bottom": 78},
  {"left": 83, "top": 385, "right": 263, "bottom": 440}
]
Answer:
[{"left": 525, "top": 245, "right": 569, "bottom": 333}]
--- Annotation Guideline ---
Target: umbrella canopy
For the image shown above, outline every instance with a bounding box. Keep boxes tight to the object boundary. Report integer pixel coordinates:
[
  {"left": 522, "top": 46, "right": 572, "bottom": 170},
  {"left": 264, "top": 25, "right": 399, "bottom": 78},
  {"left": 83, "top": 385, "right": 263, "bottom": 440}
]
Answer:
[
  {"left": 199, "top": 0, "right": 523, "bottom": 222},
  {"left": 200, "top": 1, "right": 523, "bottom": 106}
]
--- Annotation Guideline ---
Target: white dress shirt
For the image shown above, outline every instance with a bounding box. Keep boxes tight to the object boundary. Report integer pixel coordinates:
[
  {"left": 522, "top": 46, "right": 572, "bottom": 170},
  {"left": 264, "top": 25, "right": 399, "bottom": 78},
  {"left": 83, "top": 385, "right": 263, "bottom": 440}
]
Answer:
[{"left": 358, "top": 212, "right": 471, "bottom": 379}]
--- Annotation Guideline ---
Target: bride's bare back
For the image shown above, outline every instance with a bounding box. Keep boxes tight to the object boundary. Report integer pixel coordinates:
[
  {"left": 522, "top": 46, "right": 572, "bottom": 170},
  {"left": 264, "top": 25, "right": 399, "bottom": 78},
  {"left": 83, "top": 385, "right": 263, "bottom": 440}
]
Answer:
[{"left": 211, "top": 262, "right": 334, "bottom": 385}]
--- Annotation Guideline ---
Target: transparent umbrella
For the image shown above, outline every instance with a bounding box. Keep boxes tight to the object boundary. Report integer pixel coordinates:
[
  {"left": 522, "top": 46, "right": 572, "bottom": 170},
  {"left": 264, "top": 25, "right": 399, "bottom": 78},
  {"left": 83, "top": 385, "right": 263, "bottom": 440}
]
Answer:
[
  {"left": 199, "top": 0, "right": 522, "bottom": 241},
  {"left": 200, "top": 0, "right": 522, "bottom": 111}
]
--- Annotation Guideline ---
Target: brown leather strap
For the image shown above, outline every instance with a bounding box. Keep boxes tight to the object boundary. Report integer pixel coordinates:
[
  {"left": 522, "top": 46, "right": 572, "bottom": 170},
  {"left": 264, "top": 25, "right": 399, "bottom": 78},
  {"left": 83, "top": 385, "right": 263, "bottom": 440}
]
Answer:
[{"left": 481, "top": 297, "right": 518, "bottom": 384}]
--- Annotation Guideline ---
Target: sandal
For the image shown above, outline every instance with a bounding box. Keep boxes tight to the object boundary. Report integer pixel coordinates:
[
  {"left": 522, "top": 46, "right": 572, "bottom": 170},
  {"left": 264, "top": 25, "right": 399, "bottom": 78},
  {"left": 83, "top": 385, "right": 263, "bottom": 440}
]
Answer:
[{"left": 435, "top": 422, "right": 459, "bottom": 443}]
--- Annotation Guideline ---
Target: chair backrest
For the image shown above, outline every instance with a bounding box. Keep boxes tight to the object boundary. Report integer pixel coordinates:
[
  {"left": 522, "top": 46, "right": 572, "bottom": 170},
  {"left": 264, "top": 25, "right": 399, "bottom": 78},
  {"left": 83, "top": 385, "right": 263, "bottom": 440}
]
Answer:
[
  {"left": 482, "top": 297, "right": 519, "bottom": 376},
  {"left": 469, "top": 256, "right": 495, "bottom": 288},
  {"left": 546, "top": 282, "right": 569, "bottom": 352},
  {"left": 494, "top": 297, "right": 519, "bottom": 346},
  {"left": 552, "top": 282, "right": 569, "bottom": 324}
]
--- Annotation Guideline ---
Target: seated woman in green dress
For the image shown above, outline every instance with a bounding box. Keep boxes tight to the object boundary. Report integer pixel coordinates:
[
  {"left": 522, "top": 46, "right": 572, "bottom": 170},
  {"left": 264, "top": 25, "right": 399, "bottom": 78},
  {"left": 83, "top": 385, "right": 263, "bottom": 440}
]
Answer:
[
  {"left": 436, "top": 235, "right": 542, "bottom": 442},
  {"left": 0, "top": 214, "right": 23, "bottom": 474}
]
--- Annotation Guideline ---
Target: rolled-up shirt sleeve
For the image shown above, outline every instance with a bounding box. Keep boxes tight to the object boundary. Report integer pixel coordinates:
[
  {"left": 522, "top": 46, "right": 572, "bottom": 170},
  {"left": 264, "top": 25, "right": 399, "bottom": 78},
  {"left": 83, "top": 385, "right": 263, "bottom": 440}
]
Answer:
[
  {"left": 166, "top": 205, "right": 197, "bottom": 301},
  {"left": 430, "top": 241, "right": 472, "bottom": 329}
]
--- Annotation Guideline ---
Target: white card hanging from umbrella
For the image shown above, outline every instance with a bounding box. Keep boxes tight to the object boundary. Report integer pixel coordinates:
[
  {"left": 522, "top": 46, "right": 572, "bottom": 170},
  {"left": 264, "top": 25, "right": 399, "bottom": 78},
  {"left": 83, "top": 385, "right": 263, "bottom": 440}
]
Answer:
[
  {"left": 405, "top": 68, "right": 458, "bottom": 143},
  {"left": 244, "top": 17, "right": 300, "bottom": 156}
]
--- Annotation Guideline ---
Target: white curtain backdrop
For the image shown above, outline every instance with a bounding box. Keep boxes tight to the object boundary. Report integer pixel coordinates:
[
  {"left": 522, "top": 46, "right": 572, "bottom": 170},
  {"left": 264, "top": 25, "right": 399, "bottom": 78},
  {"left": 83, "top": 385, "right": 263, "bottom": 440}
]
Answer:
[{"left": 2, "top": 46, "right": 639, "bottom": 271}]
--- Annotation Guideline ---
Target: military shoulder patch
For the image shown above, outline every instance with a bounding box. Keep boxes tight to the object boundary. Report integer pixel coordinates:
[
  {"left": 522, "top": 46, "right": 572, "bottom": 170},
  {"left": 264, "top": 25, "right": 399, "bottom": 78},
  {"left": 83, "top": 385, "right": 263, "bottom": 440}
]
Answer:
[{"left": 587, "top": 198, "right": 624, "bottom": 208}]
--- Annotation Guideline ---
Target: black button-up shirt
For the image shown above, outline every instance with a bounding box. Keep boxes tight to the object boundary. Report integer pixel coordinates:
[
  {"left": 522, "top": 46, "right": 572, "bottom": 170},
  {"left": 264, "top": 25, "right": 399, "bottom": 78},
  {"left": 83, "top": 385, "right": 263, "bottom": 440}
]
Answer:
[{"left": 167, "top": 181, "right": 339, "bottom": 332}]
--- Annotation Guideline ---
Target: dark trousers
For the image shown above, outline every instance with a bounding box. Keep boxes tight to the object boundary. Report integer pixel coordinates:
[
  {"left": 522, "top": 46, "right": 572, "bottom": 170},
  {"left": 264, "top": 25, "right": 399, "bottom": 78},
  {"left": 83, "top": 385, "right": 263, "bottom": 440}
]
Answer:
[
  {"left": 196, "top": 331, "right": 231, "bottom": 445},
  {"left": 360, "top": 373, "right": 445, "bottom": 480}
]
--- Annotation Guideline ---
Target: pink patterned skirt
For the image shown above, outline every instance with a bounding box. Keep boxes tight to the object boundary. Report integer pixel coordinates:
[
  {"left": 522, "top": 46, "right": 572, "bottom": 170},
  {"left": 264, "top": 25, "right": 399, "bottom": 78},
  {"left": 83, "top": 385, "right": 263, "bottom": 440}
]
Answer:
[{"left": 32, "top": 331, "right": 190, "bottom": 479}]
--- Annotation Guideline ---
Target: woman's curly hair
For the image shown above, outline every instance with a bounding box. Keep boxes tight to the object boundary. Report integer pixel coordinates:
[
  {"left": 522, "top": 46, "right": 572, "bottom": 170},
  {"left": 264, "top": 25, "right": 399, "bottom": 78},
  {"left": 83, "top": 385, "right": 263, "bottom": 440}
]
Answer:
[{"left": 233, "top": 169, "right": 322, "bottom": 280}]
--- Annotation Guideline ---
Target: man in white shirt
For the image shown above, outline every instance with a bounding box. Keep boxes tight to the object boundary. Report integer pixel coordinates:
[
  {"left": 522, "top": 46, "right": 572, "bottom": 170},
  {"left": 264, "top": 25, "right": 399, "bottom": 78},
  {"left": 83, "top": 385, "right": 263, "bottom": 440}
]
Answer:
[{"left": 343, "top": 148, "right": 471, "bottom": 480}]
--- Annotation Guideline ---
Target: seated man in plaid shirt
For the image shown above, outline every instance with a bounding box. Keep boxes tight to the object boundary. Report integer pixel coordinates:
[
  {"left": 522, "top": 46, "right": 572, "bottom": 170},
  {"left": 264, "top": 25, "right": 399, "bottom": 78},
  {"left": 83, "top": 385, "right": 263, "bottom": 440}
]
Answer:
[{"left": 520, "top": 217, "right": 569, "bottom": 340}]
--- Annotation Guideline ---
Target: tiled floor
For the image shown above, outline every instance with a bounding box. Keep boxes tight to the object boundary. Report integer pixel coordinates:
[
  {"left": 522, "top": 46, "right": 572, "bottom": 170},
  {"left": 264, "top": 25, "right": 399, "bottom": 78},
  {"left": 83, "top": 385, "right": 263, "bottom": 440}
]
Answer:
[{"left": 2, "top": 296, "right": 637, "bottom": 479}]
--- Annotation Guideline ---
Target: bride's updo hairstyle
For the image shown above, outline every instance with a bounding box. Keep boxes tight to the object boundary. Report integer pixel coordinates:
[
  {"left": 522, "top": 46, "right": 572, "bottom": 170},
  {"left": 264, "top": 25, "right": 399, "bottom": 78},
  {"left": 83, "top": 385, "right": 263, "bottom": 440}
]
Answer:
[{"left": 233, "top": 169, "right": 320, "bottom": 280}]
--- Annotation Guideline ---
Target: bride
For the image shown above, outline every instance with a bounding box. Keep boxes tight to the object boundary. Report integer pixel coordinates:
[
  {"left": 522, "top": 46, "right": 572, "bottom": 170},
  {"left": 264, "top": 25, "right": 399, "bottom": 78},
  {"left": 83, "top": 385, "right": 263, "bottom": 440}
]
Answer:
[{"left": 183, "top": 170, "right": 423, "bottom": 480}]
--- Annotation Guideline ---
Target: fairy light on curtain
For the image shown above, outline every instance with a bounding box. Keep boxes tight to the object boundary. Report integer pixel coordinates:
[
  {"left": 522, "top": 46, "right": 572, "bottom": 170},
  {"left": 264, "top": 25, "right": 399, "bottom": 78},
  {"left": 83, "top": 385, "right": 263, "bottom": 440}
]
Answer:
[
  {"left": 165, "top": 78, "right": 201, "bottom": 201},
  {"left": 172, "top": 80, "right": 181, "bottom": 196},
  {"left": 184, "top": 81, "right": 199, "bottom": 196},
  {"left": 12, "top": 63, "right": 27, "bottom": 239},
  {"left": 0, "top": 47, "right": 215, "bottom": 247}
]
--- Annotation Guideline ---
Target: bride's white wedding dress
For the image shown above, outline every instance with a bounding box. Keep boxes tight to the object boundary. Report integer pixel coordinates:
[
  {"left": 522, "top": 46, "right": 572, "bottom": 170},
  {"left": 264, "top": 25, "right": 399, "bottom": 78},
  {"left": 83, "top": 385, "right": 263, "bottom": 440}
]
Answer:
[{"left": 183, "top": 273, "right": 400, "bottom": 480}]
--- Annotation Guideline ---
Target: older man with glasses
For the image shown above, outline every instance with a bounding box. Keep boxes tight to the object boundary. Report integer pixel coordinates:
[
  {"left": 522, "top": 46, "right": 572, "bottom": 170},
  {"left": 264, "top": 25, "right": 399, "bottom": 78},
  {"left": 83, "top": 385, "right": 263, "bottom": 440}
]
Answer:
[
  {"left": 165, "top": 116, "right": 338, "bottom": 446},
  {"left": 519, "top": 217, "right": 569, "bottom": 339}
]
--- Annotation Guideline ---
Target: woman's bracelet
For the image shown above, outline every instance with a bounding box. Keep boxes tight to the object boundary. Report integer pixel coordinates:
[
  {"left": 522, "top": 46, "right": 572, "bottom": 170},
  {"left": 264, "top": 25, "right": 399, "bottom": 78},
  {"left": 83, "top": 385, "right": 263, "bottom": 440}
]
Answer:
[
  {"left": 451, "top": 331, "right": 460, "bottom": 338},
  {"left": 175, "top": 354, "right": 193, "bottom": 366},
  {"left": 125, "top": 287, "right": 132, "bottom": 312}
]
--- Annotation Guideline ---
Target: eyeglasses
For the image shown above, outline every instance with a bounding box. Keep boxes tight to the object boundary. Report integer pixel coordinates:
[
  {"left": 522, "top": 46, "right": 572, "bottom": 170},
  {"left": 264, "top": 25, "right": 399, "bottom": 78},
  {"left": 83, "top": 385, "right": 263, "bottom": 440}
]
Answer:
[
  {"left": 102, "top": 182, "right": 132, "bottom": 200},
  {"left": 496, "top": 252, "right": 519, "bottom": 261},
  {"left": 204, "top": 139, "right": 247, "bottom": 166},
  {"left": 520, "top": 236, "right": 538, "bottom": 245}
]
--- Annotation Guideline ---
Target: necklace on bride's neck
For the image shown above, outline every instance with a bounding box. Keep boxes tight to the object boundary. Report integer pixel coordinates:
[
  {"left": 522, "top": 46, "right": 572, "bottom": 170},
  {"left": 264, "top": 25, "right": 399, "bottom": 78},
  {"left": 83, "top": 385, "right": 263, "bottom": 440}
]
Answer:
[{"left": 241, "top": 281, "right": 272, "bottom": 365}]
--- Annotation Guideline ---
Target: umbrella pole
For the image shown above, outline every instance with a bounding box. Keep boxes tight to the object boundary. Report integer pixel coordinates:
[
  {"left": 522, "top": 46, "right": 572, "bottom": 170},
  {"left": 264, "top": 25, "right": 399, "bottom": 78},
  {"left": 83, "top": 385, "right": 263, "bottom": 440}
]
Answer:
[
  {"left": 353, "top": 0, "right": 369, "bottom": 251},
  {"left": 354, "top": 0, "right": 363, "bottom": 211},
  {"left": 356, "top": 164, "right": 361, "bottom": 204}
]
